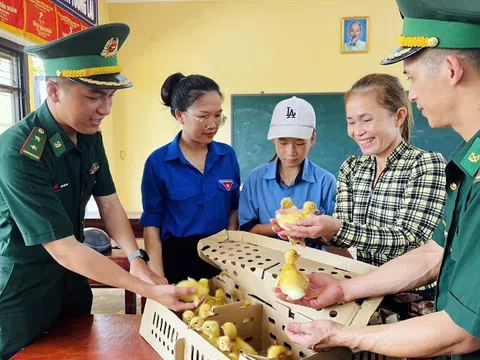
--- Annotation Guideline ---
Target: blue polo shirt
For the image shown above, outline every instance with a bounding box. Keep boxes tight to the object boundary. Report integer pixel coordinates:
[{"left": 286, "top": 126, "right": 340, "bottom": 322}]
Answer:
[
  {"left": 140, "top": 132, "right": 240, "bottom": 241},
  {"left": 239, "top": 158, "right": 336, "bottom": 231}
]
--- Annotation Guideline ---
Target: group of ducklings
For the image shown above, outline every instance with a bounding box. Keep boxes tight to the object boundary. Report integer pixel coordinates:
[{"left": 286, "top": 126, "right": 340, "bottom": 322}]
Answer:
[
  {"left": 275, "top": 197, "right": 320, "bottom": 247},
  {"left": 174, "top": 219, "right": 311, "bottom": 360},
  {"left": 183, "top": 315, "right": 291, "bottom": 360},
  {"left": 176, "top": 278, "right": 292, "bottom": 359}
]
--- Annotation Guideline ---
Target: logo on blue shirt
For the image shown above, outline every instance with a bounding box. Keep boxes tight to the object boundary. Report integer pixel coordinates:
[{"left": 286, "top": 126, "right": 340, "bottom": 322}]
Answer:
[{"left": 218, "top": 179, "right": 233, "bottom": 191}]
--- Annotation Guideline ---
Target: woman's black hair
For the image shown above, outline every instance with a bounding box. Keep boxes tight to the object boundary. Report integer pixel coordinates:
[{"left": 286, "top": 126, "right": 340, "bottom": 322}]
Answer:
[{"left": 160, "top": 72, "right": 223, "bottom": 117}]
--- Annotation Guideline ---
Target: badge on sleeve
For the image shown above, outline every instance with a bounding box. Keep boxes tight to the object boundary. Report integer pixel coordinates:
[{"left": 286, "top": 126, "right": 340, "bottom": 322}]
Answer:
[
  {"left": 89, "top": 162, "right": 100, "bottom": 174},
  {"left": 219, "top": 179, "right": 233, "bottom": 191}
]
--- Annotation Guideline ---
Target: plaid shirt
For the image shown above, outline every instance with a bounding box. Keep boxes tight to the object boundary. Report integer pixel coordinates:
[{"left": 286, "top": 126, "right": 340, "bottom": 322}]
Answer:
[{"left": 332, "top": 141, "right": 447, "bottom": 266}]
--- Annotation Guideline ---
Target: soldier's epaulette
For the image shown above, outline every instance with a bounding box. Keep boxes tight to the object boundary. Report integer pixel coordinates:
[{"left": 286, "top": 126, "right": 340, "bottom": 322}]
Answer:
[
  {"left": 460, "top": 137, "right": 480, "bottom": 179},
  {"left": 20, "top": 127, "right": 47, "bottom": 161}
]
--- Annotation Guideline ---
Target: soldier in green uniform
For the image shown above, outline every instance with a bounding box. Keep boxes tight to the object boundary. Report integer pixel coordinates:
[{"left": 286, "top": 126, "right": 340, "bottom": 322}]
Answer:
[
  {"left": 0, "top": 23, "right": 197, "bottom": 359},
  {"left": 272, "top": 1, "right": 480, "bottom": 358}
]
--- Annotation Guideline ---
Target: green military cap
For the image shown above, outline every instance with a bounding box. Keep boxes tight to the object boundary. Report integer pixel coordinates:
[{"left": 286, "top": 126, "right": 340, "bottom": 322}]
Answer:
[
  {"left": 24, "top": 23, "right": 132, "bottom": 89},
  {"left": 381, "top": 0, "right": 480, "bottom": 65}
]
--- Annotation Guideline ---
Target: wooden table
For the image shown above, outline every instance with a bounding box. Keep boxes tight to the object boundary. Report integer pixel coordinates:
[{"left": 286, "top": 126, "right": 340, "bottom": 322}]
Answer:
[{"left": 12, "top": 315, "right": 161, "bottom": 360}]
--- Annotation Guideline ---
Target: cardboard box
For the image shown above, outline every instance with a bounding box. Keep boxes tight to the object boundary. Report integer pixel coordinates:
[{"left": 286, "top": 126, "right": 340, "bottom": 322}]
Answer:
[{"left": 140, "top": 230, "right": 396, "bottom": 360}]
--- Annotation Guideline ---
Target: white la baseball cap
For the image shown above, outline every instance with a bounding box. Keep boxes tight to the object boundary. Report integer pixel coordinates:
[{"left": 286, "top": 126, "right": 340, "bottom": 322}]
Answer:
[{"left": 267, "top": 96, "right": 316, "bottom": 140}]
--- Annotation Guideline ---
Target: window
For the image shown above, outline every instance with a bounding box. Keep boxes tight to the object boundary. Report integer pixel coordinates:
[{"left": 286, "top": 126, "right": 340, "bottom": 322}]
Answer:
[{"left": 0, "top": 38, "right": 30, "bottom": 135}]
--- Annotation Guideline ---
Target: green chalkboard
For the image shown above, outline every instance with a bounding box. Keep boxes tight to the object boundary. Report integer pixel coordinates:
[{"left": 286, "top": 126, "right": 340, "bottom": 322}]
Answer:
[{"left": 231, "top": 93, "right": 462, "bottom": 182}]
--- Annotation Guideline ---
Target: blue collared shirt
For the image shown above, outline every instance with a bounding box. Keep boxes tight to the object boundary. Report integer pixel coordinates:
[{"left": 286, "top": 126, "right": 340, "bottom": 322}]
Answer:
[
  {"left": 239, "top": 158, "right": 336, "bottom": 231},
  {"left": 140, "top": 132, "right": 240, "bottom": 241}
]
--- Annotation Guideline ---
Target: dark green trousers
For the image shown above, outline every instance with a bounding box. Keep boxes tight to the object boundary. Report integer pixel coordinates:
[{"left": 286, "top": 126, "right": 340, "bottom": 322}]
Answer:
[{"left": 0, "top": 261, "right": 92, "bottom": 359}]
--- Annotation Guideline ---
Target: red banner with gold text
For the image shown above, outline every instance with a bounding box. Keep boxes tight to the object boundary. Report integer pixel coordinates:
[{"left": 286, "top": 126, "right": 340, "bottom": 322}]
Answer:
[
  {"left": 56, "top": 6, "right": 85, "bottom": 38},
  {"left": 0, "top": 0, "right": 91, "bottom": 43},
  {"left": 0, "top": 0, "right": 24, "bottom": 34},
  {"left": 24, "top": 0, "right": 57, "bottom": 42}
]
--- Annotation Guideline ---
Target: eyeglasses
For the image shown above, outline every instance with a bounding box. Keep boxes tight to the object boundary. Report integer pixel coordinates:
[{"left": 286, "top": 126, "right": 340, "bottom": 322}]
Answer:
[{"left": 183, "top": 111, "right": 227, "bottom": 128}]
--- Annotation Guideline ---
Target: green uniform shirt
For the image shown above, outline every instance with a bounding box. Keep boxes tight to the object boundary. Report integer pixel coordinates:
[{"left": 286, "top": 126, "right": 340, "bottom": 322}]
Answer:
[
  {"left": 432, "top": 131, "right": 480, "bottom": 360},
  {"left": 0, "top": 102, "right": 115, "bottom": 358}
]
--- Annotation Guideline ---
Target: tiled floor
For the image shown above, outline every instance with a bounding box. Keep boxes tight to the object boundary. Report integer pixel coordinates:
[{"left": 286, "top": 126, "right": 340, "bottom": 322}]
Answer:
[{"left": 91, "top": 288, "right": 142, "bottom": 314}]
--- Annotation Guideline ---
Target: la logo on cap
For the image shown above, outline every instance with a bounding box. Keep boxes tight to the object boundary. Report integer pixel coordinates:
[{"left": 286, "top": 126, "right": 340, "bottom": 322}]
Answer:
[{"left": 285, "top": 107, "right": 296, "bottom": 119}]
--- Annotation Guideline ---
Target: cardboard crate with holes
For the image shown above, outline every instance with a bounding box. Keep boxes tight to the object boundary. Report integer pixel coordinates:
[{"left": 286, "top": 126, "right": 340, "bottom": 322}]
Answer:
[{"left": 140, "top": 230, "right": 399, "bottom": 360}]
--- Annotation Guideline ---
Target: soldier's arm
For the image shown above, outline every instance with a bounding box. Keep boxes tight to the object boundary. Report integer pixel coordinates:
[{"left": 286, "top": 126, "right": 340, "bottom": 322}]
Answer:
[
  {"left": 94, "top": 193, "right": 139, "bottom": 256},
  {"left": 95, "top": 193, "right": 167, "bottom": 285},
  {"left": 341, "top": 240, "right": 443, "bottom": 302},
  {"left": 328, "top": 310, "right": 480, "bottom": 357},
  {"left": 42, "top": 236, "right": 196, "bottom": 312}
]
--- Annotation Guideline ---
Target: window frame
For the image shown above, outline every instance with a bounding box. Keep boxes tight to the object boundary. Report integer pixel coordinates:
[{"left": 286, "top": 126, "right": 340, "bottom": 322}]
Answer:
[{"left": 0, "top": 37, "right": 30, "bottom": 127}]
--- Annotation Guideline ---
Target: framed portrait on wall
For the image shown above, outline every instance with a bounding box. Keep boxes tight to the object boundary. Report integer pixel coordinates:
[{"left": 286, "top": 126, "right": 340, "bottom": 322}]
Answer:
[{"left": 341, "top": 17, "right": 369, "bottom": 53}]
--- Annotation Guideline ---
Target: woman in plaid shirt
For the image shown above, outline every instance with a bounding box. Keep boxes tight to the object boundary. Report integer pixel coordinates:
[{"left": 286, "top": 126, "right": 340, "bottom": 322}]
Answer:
[
  {"left": 273, "top": 74, "right": 447, "bottom": 267},
  {"left": 272, "top": 74, "right": 447, "bottom": 318}
]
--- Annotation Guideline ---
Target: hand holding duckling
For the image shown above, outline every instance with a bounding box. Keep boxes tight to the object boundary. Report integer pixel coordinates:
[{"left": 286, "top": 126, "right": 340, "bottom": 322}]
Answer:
[
  {"left": 276, "top": 249, "right": 309, "bottom": 301},
  {"left": 274, "top": 272, "right": 344, "bottom": 309},
  {"left": 275, "top": 200, "right": 320, "bottom": 247},
  {"left": 149, "top": 285, "right": 198, "bottom": 312},
  {"left": 176, "top": 277, "right": 210, "bottom": 307},
  {"left": 276, "top": 212, "right": 342, "bottom": 243}
]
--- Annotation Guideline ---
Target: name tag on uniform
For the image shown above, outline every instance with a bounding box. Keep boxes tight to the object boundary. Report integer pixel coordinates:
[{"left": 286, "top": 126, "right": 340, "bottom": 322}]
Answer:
[{"left": 53, "top": 183, "right": 69, "bottom": 191}]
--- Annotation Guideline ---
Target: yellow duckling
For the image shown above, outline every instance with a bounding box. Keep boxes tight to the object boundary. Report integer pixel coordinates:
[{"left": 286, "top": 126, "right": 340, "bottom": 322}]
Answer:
[
  {"left": 198, "top": 320, "right": 221, "bottom": 347},
  {"left": 280, "top": 197, "right": 298, "bottom": 210},
  {"left": 213, "top": 288, "right": 227, "bottom": 306},
  {"left": 182, "top": 310, "right": 195, "bottom": 325},
  {"left": 216, "top": 336, "right": 239, "bottom": 360},
  {"left": 187, "top": 316, "right": 204, "bottom": 330},
  {"left": 187, "top": 317, "right": 210, "bottom": 342},
  {"left": 276, "top": 201, "right": 318, "bottom": 247},
  {"left": 197, "top": 303, "right": 215, "bottom": 319},
  {"left": 276, "top": 249, "right": 309, "bottom": 301},
  {"left": 267, "top": 345, "right": 293, "bottom": 360},
  {"left": 221, "top": 322, "right": 258, "bottom": 355},
  {"left": 204, "top": 288, "right": 227, "bottom": 308},
  {"left": 176, "top": 277, "right": 210, "bottom": 307}
]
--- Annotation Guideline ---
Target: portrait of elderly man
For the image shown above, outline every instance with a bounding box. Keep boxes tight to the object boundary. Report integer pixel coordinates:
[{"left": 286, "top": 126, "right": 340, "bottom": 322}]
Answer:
[{"left": 344, "top": 19, "right": 367, "bottom": 51}]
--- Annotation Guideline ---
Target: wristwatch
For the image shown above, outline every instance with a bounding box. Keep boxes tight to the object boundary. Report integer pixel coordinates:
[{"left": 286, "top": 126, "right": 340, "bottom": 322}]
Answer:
[{"left": 128, "top": 249, "right": 150, "bottom": 263}]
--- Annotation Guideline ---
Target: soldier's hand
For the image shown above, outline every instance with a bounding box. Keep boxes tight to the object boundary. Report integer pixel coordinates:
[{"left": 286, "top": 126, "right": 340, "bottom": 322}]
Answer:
[
  {"left": 274, "top": 272, "right": 344, "bottom": 309},
  {"left": 150, "top": 285, "right": 199, "bottom": 312}
]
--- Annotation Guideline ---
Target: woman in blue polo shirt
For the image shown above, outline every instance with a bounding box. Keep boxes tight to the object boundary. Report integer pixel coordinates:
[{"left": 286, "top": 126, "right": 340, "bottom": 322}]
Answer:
[
  {"left": 140, "top": 73, "right": 240, "bottom": 284},
  {"left": 239, "top": 96, "right": 336, "bottom": 247}
]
